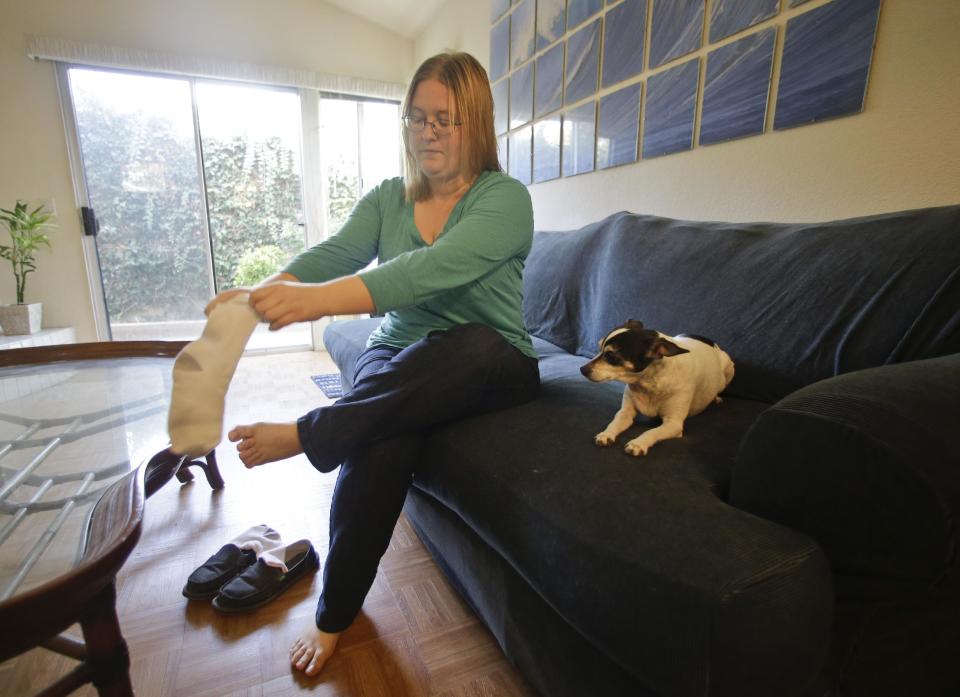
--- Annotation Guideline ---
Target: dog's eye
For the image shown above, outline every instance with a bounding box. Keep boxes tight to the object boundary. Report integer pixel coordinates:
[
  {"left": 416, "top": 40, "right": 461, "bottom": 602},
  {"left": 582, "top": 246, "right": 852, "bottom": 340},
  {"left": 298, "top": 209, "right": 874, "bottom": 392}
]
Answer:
[{"left": 604, "top": 354, "right": 622, "bottom": 366}]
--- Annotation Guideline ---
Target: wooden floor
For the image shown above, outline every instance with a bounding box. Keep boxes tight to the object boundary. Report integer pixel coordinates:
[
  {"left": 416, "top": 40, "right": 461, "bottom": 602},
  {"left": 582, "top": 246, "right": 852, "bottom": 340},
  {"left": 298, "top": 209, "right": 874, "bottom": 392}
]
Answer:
[{"left": 1, "top": 350, "right": 539, "bottom": 697}]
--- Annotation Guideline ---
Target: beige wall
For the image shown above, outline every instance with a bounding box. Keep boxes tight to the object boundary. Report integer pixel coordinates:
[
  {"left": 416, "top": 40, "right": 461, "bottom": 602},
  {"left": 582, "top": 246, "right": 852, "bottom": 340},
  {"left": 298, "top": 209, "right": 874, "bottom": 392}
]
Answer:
[
  {"left": 0, "top": 0, "right": 413, "bottom": 341},
  {"left": 414, "top": 0, "right": 489, "bottom": 67},
  {"left": 430, "top": 0, "right": 960, "bottom": 230}
]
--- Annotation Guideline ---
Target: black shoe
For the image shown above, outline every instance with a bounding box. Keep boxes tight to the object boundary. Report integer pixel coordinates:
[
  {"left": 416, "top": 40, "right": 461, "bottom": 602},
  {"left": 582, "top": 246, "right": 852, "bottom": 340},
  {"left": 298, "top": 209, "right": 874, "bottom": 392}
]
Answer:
[
  {"left": 183, "top": 544, "right": 258, "bottom": 599},
  {"left": 212, "top": 540, "right": 319, "bottom": 613}
]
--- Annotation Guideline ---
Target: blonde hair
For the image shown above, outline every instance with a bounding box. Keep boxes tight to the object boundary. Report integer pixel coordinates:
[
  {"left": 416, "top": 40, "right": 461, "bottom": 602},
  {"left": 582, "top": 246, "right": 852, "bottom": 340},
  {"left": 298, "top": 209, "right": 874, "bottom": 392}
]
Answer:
[{"left": 402, "top": 52, "right": 502, "bottom": 201}]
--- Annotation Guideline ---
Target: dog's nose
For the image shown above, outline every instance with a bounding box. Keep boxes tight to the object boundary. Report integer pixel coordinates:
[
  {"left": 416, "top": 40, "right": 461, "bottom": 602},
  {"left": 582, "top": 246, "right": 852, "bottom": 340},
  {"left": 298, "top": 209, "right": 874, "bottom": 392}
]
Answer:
[{"left": 579, "top": 365, "right": 590, "bottom": 377}]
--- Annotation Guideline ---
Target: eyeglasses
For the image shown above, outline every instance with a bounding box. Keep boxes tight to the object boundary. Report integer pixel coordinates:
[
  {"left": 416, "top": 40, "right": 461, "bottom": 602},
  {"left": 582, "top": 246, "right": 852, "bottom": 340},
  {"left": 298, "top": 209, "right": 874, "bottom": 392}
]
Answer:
[{"left": 401, "top": 115, "right": 462, "bottom": 137}]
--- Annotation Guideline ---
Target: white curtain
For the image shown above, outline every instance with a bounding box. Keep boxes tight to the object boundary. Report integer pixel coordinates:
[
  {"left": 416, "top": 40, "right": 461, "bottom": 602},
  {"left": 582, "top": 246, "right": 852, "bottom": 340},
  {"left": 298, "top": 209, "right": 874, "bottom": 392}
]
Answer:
[{"left": 25, "top": 34, "right": 407, "bottom": 101}]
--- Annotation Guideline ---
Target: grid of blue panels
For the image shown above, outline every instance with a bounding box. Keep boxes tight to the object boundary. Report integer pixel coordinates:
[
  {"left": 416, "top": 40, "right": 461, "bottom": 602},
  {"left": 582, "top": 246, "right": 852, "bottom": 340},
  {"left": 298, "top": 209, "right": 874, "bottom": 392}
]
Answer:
[{"left": 490, "top": 0, "right": 882, "bottom": 183}]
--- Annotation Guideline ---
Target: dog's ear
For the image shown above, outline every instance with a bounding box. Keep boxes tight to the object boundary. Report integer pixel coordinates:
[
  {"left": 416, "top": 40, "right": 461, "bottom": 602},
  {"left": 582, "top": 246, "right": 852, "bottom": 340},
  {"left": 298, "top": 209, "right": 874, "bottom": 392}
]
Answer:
[
  {"left": 648, "top": 338, "right": 689, "bottom": 359},
  {"left": 625, "top": 319, "right": 645, "bottom": 330}
]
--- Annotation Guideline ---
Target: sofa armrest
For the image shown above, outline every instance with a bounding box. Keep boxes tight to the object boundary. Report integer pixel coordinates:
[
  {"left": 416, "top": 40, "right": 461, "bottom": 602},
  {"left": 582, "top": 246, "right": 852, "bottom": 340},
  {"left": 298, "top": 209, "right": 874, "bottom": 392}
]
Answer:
[
  {"left": 730, "top": 353, "right": 960, "bottom": 600},
  {"left": 322, "top": 317, "right": 381, "bottom": 391}
]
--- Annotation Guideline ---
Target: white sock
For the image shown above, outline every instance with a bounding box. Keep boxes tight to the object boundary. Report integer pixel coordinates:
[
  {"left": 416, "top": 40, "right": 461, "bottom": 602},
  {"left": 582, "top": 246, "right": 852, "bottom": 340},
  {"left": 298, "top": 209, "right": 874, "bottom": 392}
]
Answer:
[
  {"left": 260, "top": 539, "right": 312, "bottom": 573},
  {"left": 167, "top": 293, "right": 260, "bottom": 457},
  {"left": 227, "top": 525, "right": 297, "bottom": 573},
  {"left": 230, "top": 524, "right": 283, "bottom": 556}
]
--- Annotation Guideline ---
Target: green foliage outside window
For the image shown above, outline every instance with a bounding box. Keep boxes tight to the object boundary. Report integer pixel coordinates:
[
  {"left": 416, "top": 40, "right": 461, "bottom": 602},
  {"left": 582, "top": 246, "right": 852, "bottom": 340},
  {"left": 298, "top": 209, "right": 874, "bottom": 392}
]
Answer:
[{"left": 233, "top": 245, "right": 287, "bottom": 287}]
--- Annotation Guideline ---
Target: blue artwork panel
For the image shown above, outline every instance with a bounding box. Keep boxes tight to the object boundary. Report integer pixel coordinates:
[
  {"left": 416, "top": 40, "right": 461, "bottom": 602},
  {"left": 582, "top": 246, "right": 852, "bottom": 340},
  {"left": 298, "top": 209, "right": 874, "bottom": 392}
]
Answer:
[
  {"left": 511, "top": 0, "right": 536, "bottom": 68},
  {"left": 491, "top": 0, "right": 511, "bottom": 23},
  {"left": 775, "top": 0, "right": 882, "bottom": 130},
  {"left": 538, "top": 0, "right": 567, "bottom": 50},
  {"left": 510, "top": 61, "right": 534, "bottom": 128},
  {"left": 597, "top": 83, "right": 641, "bottom": 169},
  {"left": 700, "top": 27, "right": 775, "bottom": 145},
  {"left": 565, "top": 18, "right": 601, "bottom": 104},
  {"left": 535, "top": 43, "right": 564, "bottom": 117},
  {"left": 709, "top": 0, "right": 779, "bottom": 43},
  {"left": 649, "top": 0, "right": 704, "bottom": 68},
  {"left": 602, "top": 0, "right": 647, "bottom": 88},
  {"left": 509, "top": 125, "right": 533, "bottom": 185},
  {"left": 533, "top": 116, "right": 562, "bottom": 183},
  {"left": 568, "top": 0, "right": 603, "bottom": 30},
  {"left": 498, "top": 133, "right": 508, "bottom": 171},
  {"left": 492, "top": 78, "right": 509, "bottom": 135},
  {"left": 562, "top": 101, "right": 596, "bottom": 176},
  {"left": 643, "top": 57, "right": 699, "bottom": 158},
  {"left": 490, "top": 17, "right": 510, "bottom": 81}
]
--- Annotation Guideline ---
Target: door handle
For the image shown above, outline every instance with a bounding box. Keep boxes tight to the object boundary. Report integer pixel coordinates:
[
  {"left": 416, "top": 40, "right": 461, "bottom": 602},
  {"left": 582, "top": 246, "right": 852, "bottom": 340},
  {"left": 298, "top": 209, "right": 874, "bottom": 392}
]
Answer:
[{"left": 81, "top": 206, "right": 99, "bottom": 237}]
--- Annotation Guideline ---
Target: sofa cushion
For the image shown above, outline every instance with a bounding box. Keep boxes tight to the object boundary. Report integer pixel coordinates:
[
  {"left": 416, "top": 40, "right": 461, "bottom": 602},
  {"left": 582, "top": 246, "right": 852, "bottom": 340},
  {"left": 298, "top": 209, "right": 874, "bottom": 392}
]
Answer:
[{"left": 522, "top": 205, "right": 960, "bottom": 402}]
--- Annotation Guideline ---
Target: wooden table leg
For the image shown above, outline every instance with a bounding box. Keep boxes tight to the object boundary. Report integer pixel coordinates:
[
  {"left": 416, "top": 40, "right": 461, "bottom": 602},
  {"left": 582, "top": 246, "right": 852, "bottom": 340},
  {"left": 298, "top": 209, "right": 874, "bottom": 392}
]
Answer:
[
  {"left": 79, "top": 583, "right": 133, "bottom": 697},
  {"left": 199, "top": 449, "right": 225, "bottom": 490}
]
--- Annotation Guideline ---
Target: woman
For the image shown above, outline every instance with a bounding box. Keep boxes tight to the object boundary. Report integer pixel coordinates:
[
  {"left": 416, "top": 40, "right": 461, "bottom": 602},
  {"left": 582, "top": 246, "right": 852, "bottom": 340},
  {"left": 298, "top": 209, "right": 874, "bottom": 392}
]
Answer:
[{"left": 207, "top": 52, "right": 540, "bottom": 676}]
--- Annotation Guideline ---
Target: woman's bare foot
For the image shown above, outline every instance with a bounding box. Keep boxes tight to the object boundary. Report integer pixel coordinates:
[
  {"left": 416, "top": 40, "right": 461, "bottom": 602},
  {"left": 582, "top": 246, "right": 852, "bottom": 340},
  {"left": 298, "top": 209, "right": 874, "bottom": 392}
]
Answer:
[
  {"left": 289, "top": 625, "right": 340, "bottom": 676},
  {"left": 227, "top": 422, "right": 303, "bottom": 467}
]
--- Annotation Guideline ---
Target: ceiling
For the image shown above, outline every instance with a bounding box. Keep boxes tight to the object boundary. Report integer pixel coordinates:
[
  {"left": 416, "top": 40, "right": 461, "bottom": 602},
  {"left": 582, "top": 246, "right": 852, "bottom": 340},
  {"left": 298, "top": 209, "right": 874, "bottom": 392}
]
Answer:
[{"left": 323, "top": 0, "right": 452, "bottom": 40}]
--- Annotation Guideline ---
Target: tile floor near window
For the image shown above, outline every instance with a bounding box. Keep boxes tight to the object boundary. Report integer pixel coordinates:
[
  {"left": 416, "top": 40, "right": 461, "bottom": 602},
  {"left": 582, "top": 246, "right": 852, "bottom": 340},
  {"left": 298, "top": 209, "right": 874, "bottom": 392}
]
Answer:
[{"left": 0, "top": 350, "right": 537, "bottom": 697}]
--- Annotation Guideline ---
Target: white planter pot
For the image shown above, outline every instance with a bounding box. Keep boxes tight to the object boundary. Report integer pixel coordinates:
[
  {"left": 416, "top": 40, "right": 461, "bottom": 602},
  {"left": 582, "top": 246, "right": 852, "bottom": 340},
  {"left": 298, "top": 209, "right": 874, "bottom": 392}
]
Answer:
[{"left": 0, "top": 302, "right": 42, "bottom": 335}]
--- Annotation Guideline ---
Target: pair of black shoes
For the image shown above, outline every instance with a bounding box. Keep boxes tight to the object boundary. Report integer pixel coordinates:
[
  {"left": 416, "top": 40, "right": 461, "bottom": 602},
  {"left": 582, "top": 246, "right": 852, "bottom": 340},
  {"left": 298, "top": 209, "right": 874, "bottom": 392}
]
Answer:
[{"left": 183, "top": 530, "right": 319, "bottom": 613}]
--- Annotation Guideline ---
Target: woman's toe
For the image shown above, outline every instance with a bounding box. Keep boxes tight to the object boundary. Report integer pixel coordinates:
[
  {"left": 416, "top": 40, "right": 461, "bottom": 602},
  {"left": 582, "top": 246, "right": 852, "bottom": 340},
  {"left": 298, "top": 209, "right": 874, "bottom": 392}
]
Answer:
[{"left": 295, "top": 647, "right": 315, "bottom": 670}]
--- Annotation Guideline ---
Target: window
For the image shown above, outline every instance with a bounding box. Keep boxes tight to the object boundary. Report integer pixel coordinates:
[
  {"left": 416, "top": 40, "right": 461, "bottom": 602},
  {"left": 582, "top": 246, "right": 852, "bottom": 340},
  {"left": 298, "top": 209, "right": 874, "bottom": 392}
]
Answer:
[
  {"left": 64, "top": 67, "right": 401, "bottom": 351},
  {"left": 320, "top": 96, "right": 402, "bottom": 234}
]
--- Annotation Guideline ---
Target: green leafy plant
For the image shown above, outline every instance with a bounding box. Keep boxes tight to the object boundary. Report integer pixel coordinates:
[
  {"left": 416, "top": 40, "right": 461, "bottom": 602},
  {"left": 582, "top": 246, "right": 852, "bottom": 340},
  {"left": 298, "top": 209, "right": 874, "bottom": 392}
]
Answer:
[
  {"left": 0, "top": 201, "right": 56, "bottom": 304},
  {"left": 233, "top": 244, "right": 287, "bottom": 287}
]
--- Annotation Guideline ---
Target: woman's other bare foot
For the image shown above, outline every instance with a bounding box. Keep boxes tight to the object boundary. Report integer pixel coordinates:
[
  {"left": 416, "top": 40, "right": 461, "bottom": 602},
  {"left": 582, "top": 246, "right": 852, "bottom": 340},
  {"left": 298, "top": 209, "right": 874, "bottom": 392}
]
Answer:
[
  {"left": 227, "top": 422, "right": 303, "bottom": 468},
  {"left": 290, "top": 626, "right": 340, "bottom": 676}
]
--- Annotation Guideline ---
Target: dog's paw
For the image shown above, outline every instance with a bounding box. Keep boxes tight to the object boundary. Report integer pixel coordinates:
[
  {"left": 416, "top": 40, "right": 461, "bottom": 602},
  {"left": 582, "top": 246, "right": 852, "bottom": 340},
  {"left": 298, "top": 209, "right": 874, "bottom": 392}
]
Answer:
[
  {"left": 624, "top": 440, "right": 649, "bottom": 457},
  {"left": 594, "top": 432, "right": 616, "bottom": 447}
]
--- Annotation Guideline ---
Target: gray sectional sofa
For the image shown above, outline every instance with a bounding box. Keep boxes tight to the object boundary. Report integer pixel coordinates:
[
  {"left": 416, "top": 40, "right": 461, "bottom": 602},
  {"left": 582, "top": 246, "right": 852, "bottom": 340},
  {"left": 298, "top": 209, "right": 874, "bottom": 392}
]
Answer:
[{"left": 323, "top": 204, "right": 960, "bottom": 697}]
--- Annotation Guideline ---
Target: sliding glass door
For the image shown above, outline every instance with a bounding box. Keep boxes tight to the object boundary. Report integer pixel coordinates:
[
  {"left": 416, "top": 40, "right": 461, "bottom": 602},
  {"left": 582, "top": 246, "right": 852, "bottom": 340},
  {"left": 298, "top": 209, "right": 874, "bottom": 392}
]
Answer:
[
  {"left": 195, "top": 81, "right": 310, "bottom": 350},
  {"left": 67, "top": 67, "right": 310, "bottom": 349}
]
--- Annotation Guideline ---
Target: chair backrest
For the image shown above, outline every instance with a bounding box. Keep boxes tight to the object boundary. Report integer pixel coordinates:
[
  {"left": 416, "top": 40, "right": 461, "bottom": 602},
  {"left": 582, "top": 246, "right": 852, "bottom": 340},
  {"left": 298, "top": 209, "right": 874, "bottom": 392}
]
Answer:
[{"left": 0, "top": 340, "right": 187, "bottom": 367}]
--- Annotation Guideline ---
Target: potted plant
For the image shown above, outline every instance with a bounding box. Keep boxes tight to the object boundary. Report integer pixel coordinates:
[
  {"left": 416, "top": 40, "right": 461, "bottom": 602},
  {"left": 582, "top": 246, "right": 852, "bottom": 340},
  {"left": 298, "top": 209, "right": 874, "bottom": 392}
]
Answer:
[{"left": 0, "top": 200, "right": 56, "bottom": 335}]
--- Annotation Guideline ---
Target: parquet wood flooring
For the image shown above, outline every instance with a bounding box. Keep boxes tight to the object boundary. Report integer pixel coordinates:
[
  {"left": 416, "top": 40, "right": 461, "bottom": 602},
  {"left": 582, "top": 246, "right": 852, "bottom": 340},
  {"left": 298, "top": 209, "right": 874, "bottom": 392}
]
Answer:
[{"left": 1, "top": 349, "right": 538, "bottom": 697}]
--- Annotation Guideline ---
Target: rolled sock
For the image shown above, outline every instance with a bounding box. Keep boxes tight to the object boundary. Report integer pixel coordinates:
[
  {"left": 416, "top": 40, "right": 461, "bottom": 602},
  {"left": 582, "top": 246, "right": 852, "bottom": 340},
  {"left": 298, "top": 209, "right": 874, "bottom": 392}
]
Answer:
[
  {"left": 168, "top": 293, "right": 260, "bottom": 456},
  {"left": 260, "top": 539, "right": 313, "bottom": 574},
  {"left": 231, "top": 524, "right": 294, "bottom": 573},
  {"left": 231, "top": 524, "right": 283, "bottom": 556}
]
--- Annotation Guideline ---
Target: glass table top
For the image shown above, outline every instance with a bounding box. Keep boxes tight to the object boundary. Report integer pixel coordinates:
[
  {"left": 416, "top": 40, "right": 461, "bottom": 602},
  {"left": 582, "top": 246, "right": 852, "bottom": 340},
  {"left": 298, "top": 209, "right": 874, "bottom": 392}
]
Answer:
[{"left": 0, "top": 356, "right": 174, "bottom": 600}]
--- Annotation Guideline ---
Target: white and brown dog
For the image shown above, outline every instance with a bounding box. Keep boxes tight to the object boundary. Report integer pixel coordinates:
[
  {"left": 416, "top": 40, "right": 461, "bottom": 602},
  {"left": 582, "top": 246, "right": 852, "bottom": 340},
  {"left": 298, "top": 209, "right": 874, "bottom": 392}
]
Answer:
[{"left": 580, "top": 320, "right": 735, "bottom": 457}]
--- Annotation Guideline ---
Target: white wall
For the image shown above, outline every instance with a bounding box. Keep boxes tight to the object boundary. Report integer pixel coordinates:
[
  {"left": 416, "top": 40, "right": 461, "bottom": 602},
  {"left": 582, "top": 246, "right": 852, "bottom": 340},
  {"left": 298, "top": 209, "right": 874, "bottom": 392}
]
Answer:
[
  {"left": 425, "top": 0, "right": 960, "bottom": 230},
  {"left": 0, "top": 0, "right": 414, "bottom": 341}
]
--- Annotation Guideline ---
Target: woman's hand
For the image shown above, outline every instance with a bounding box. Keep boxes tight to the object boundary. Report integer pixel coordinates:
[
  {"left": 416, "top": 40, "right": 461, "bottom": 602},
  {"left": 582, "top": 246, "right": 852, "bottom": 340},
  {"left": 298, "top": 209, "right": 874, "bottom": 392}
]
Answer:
[
  {"left": 250, "top": 281, "right": 328, "bottom": 331},
  {"left": 204, "top": 274, "right": 374, "bottom": 330},
  {"left": 204, "top": 272, "right": 299, "bottom": 318}
]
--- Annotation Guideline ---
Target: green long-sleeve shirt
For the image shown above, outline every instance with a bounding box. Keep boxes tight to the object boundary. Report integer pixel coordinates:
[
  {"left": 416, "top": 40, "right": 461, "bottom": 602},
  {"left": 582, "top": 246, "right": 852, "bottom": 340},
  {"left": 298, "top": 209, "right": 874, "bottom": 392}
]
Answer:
[{"left": 283, "top": 170, "right": 537, "bottom": 358}]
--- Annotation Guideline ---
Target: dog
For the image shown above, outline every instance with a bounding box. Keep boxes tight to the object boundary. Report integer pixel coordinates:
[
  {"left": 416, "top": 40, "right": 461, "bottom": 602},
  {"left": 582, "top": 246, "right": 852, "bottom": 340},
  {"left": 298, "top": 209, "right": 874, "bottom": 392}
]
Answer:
[{"left": 580, "top": 320, "right": 735, "bottom": 457}]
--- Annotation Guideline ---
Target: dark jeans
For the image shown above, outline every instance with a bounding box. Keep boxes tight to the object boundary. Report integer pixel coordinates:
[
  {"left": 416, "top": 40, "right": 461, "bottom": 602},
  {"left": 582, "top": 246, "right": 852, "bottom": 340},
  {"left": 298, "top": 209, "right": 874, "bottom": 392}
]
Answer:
[{"left": 296, "top": 323, "right": 540, "bottom": 632}]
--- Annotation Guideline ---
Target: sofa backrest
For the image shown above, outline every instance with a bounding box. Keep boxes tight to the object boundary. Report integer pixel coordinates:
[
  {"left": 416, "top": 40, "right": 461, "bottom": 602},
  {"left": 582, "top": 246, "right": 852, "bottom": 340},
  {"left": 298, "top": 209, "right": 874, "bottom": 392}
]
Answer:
[{"left": 522, "top": 205, "right": 960, "bottom": 402}]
